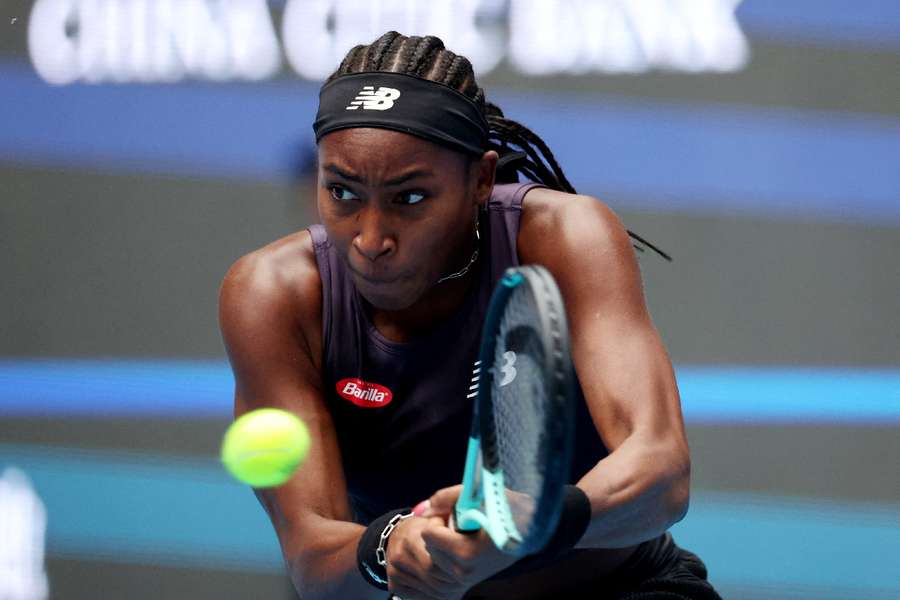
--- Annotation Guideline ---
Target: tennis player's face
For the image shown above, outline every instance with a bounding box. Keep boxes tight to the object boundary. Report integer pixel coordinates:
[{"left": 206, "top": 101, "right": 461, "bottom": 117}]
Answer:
[{"left": 317, "top": 128, "right": 490, "bottom": 311}]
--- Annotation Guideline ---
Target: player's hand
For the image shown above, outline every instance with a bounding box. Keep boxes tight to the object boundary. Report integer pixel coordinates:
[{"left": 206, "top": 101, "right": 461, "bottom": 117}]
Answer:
[
  {"left": 416, "top": 486, "right": 519, "bottom": 594},
  {"left": 384, "top": 514, "right": 464, "bottom": 600}
]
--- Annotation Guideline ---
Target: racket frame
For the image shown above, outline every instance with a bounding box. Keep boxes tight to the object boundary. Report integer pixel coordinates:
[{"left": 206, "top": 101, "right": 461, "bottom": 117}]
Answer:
[{"left": 454, "top": 266, "right": 576, "bottom": 556}]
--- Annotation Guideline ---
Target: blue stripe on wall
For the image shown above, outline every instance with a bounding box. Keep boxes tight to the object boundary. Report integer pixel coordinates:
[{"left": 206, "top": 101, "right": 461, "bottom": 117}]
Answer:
[
  {"left": 2, "top": 443, "right": 898, "bottom": 593},
  {"left": 0, "top": 360, "right": 232, "bottom": 417},
  {"left": 671, "top": 490, "right": 900, "bottom": 597},
  {"left": 490, "top": 90, "right": 900, "bottom": 225},
  {"left": 0, "top": 444, "right": 283, "bottom": 572},
  {"left": 3, "top": 61, "right": 900, "bottom": 225},
  {"left": 2, "top": 360, "right": 900, "bottom": 424},
  {"left": 737, "top": 0, "right": 900, "bottom": 50},
  {"left": 675, "top": 365, "right": 900, "bottom": 425},
  {"left": 0, "top": 61, "right": 319, "bottom": 182}
]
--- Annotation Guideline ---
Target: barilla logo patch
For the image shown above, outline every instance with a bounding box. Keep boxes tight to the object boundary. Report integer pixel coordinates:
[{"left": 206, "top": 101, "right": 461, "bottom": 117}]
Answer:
[
  {"left": 346, "top": 86, "right": 401, "bottom": 111},
  {"left": 336, "top": 378, "right": 393, "bottom": 408}
]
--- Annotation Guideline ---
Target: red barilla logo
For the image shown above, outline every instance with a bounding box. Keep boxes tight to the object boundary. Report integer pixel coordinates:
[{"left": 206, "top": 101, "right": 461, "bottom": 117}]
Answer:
[{"left": 336, "top": 378, "right": 393, "bottom": 408}]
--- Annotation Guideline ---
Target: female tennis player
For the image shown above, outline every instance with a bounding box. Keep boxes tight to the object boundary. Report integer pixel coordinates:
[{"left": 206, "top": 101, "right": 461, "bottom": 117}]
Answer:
[{"left": 219, "top": 32, "right": 722, "bottom": 600}]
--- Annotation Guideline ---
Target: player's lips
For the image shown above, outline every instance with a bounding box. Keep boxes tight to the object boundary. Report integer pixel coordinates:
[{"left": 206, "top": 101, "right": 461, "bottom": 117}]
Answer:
[{"left": 347, "top": 263, "right": 403, "bottom": 286}]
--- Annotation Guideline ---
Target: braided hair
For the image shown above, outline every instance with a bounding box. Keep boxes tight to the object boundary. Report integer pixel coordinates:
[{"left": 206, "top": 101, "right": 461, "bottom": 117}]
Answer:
[{"left": 327, "top": 32, "right": 670, "bottom": 260}]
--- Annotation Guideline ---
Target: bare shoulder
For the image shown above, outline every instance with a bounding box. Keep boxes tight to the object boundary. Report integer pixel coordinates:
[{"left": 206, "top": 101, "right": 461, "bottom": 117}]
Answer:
[
  {"left": 518, "top": 187, "right": 634, "bottom": 268},
  {"left": 219, "top": 230, "right": 323, "bottom": 368},
  {"left": 221, "top": 230, "right": 319, "bottom": 304}
]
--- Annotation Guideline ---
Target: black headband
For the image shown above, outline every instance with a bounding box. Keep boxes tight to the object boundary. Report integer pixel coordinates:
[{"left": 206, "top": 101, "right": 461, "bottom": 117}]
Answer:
[{"left": 313, "top": 72, "right": 489, "bottom": 156}]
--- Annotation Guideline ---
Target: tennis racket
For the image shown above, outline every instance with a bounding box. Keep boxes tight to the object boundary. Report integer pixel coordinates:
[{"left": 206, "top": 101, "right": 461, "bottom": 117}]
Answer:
[{"left": 453, "top": 265, "right": 576, "bottom": 556}]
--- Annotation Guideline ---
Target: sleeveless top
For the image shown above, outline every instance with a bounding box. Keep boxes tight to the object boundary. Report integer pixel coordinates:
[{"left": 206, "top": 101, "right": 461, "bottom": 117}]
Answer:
[{"left": 308, "top": 182, "right": 609, "bottom": 525}]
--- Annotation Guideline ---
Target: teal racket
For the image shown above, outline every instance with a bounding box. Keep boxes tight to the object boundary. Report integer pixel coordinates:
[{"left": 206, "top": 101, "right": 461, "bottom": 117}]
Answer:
[{"left": 453, "top": 265, "right": 576, "bottom": 556}]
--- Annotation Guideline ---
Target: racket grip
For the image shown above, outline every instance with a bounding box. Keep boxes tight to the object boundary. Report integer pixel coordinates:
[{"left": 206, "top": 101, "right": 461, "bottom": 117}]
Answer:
[
  {"left": 450, "top": 511, "right": 478, "bottom": 535},
  {"left": 453, "top": 505, "right": 488, "bottom": 533}
]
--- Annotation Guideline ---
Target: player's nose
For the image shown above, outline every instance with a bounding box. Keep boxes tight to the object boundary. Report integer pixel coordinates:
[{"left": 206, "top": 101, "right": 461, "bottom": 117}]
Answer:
[{"left": 352, "top": 207, "right": 395, "bottom": 261}]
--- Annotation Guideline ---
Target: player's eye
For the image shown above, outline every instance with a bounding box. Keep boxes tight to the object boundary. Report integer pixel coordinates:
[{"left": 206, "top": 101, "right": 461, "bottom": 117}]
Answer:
[
  {"left": 397, "top": 191, "right": 426, "bottom": 205},
  {"left": 328, "top": 185, "right": 358, "bottom": 202}
]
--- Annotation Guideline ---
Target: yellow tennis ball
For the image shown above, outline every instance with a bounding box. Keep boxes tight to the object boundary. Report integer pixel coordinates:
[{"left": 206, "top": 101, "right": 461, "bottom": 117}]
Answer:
[{"left": 221, "top": 408, "right": 310, "bottom": 488}]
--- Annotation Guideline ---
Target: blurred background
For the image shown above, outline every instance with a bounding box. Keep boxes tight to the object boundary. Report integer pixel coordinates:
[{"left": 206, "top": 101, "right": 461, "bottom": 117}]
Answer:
[{"left": 2, "top": 1, "right": 899, "bottom": 598}]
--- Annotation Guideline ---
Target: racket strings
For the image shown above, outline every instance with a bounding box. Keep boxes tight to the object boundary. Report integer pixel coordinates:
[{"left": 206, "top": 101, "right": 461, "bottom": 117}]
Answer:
[{"left": 489, "top": 285, "right": 552, "bottom": 545}]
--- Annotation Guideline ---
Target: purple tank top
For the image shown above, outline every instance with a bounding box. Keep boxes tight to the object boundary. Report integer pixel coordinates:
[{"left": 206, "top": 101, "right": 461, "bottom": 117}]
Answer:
[{"left": 308, "top": 182, "right": 608, "bottom": 524}]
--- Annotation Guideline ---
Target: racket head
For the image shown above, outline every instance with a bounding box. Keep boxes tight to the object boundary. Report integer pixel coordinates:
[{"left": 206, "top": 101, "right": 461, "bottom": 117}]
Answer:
[{"left": 474, "top": 265, "right": 576, "bottom": 556}]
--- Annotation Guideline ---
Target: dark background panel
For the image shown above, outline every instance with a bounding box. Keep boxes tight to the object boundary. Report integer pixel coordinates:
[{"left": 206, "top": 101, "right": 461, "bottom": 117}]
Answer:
[
  {"left": 483, "top": 41, "right": 900, "bottom": 117},
  {"left": 1, "top": 166, "right": 316, "bottom": 357},
  {"left": 3, "top": 166, "right": 898, "bottom": 365}
]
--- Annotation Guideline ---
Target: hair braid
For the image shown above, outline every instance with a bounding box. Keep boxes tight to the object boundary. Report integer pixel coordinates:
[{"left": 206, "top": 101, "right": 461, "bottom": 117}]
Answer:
[
  {"left": 335, "top": 44, "right": 366, "bottom": 76},
  {"left": 489, "top": 116, "right": 576, "bottom": 194},
  {"left": 426, "top": 50, "right": 455, "bottom": 83},
  {"left": 442, "top": 55, "right": 471, "bottom": 90},
  {"left": 394, "top": 35, "right": 419, "bottom": 75},
  {"left": 368, "top": 31, "right": 401, "bottom": 71},
  {"left": 367, "top": 31, "right": 403, "bottom": 71},
  {"left": 326, "top": 31, "right": 670, "bottom": 260},
  {"left": 417, "top": 44, "right": 444, "bottom": 77},
  {"left": 411, "top": 37, "right": 444, "bottom": 74}
]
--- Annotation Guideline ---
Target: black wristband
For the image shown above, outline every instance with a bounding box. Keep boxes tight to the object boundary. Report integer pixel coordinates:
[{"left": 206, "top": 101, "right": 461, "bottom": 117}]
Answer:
[
  {"left": 493, "top": 485, "right": 592, "bottom": 578},
  {"left": 356, "top": 508, "right": 411, "bottom": 590}
]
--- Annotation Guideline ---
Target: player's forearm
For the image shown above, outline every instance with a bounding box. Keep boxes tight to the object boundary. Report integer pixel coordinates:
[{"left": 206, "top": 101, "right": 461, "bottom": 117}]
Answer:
[
  {"left": 283, "top": 519, "right": 386, "bottom": 600},
  {"left": 574, "top": 433, "right": 690, "bottom": 549}
]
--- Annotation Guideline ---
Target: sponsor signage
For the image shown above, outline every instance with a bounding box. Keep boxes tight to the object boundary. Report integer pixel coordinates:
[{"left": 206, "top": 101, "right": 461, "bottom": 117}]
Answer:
[{"left": 27, "top": 0, "right": 749, "bottom": 85}]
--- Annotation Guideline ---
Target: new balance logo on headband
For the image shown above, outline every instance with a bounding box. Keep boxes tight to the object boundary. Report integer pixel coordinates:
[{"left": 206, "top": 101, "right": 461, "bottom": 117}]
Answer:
[{"left": 346, "top": 86, "right": 401, "bottom": 111}]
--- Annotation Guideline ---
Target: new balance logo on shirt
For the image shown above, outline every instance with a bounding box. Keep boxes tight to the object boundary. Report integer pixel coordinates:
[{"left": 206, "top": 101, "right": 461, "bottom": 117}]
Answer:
[{"left": 346, "top": 86, "right": 401, "bottom": 110}]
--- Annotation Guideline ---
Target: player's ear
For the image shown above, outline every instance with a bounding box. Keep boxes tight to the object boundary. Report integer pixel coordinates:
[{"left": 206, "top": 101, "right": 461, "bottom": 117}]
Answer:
[{"left": 471, "top": 150, "right": 498, "bottom": 207}]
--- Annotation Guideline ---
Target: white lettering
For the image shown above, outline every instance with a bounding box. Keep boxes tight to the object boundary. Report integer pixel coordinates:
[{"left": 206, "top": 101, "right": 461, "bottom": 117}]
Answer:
[
  {"left": 225, "top": 0, "right": 282, "bottom": 79},
  {"left": 342, "top": 381, "right": 386, "bottom": 402},
  {"left": 509, "top": 0, "right": 747, "bottom": 75},
  {"left": 28, "top": 0, "right": 80, "bottom": 85},
  {"left": 282, "top": 0, "right": 340, "bottom": 80},
  {"left": 28, "top": 0, "right": 280, "bottom": 84},
  {"left": 29, "top": 0, "right": 747, "bottom": 85},
  {"left": 0, "top": 469, "right": 49, "bottom": 600},
  {"left": 284, "top": 0, "right": 503, "bottom": 80}
]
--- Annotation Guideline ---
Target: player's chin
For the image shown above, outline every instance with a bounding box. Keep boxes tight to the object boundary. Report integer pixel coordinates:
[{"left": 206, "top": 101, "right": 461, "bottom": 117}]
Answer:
[{"left": 353, "top": 275, "right": 426, "bottom": 311}]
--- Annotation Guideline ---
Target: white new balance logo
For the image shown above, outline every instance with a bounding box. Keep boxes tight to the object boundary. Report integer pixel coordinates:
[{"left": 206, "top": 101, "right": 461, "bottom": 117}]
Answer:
[{"left": 346, "top": 86, "right": 401, "bottom": 111}]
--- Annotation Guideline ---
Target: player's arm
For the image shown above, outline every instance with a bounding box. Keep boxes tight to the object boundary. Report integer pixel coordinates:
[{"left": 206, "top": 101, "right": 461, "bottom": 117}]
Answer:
[
  {"left": 518, "top": 189, "right": 691, "bottom": 548},
  {"left": 218, "top": 233, "right": 384, "bottom": 600}
]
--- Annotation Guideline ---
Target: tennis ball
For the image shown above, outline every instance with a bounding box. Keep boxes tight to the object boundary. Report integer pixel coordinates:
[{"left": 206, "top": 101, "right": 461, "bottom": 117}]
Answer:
[{"left": 221, "top": 408, "right": 310, "bottom": 488}]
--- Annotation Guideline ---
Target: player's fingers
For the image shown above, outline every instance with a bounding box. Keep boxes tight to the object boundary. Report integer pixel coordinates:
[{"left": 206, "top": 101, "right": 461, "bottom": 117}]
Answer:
[
  {"left": 420, "top": 520, "right": 470, "bottom": 555},
  {"left": 399, "top": 521, "right": 458, "bottom": 581},
  {"left": 421, "top": 485, "right": 463, "bottom": 518},
  {"left": 387, "top": 538, "right": 458, "bottom": 588},
  {"left": 422, "top": 526, "right": 473, "bottom": 581},
  {"left": 420, "top": 536, "right": 472, "bottom": 581},
  {"left": 424, "top": 523, "right": 495, "bottom": 575}
]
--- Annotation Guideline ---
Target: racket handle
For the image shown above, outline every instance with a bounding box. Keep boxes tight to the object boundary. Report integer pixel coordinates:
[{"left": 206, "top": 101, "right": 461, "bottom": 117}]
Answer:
[{"left": 453, "top": 506, "right": 488, "bottom": 532}]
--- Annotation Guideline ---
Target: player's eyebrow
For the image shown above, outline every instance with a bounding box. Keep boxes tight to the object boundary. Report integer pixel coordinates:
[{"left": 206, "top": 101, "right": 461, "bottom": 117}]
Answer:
[
  {"left": 322, "top": 164, "right": 434, "bottom": 187},
  {"left": 322, "top": 163, "right": 363, "bottom": 183},
  {"left": 383, "top": 169, "right": 434, "bottom": 187}
]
